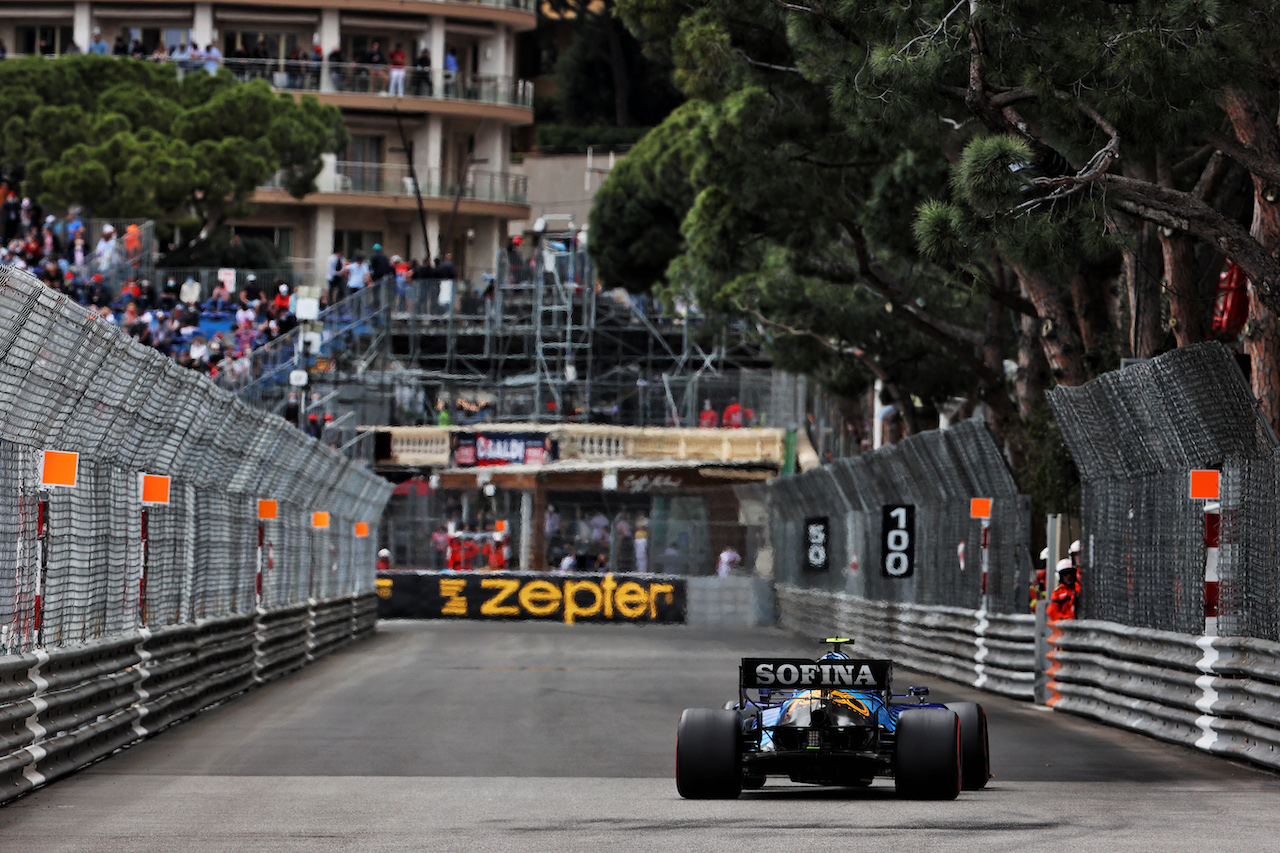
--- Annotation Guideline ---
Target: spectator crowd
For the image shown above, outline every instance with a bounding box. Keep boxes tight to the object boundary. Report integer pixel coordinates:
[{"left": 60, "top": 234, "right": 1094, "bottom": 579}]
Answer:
[{"left": 0, "top": 193, "right": 303, "bottom": 378}]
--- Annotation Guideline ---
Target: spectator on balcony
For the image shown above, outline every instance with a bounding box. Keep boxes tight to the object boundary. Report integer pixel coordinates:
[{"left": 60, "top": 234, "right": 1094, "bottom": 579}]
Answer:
[
  {"left": 699, "top": 399, "right": 719, "bottom": 428},
  {"left": 85, "top": 274, "right": 110, "bottom": 308},
  {"left": 272, "top": 283, "right": 291, "bottom": 314},
  {"left": 369, "top": 243, "right": 392, "bottom": 283},
  {"left": 327, "top": 246, "right": 346, "bottom": 304},
  {"left": 123, "top": 223, "right": 142, "bottom": 262},
  {"left": 346, "top": 252, "right": 371, "bottom": 293},
  {"left": 112, "top": 35, "right": 127, "bottom": 56},
  {"left": 204, "top": 43, "right": 222, "bottom": 74},
  {"left": 444, "top": 47, "right": 459, "bottom": 96},
  {"left": 721, "top": 397, "right": 753, "bottom": 428},
  {"left": 88, "top": 31, "right": 110, "bottom": 56},
  {"left": 152, "top": 43, "right": 169, "bottom": 62},
  {"left": 251, "top": 41, "right": 270, "bottom": 79},
  {"left": 171, "top": 42, "right": 189, "bottom": 74},
  {"left": 0, "top": 38, "right": 7, "bottom": 60},
  {"left": 328, "top": 46, "right": 347, "bottom": 91},
  {"left": 365, "top": 41, "right": 389, "bottom": 94},
  {"left": 95, "top": 224, "right": 118, "bottom": 272},
  {"left": 437, "top": 252, "right": 456, "bottom": 279},
  {"left": 188, "top": 43, "right": 206, "bottom": 72},
  {"left": 285, "top": 48, "right": 305, "bottom": 88},
  {"left": 413, "top": 47, "right": 432, "bottom": 96},
  {"left": 156, "top": 277, "right": 179, "bottom": 311},
  {"left": 240, "top": 272, "right": 263, "bottom": 308},
  {"left": 130, "top": 39, "right": 146, "bottom": 60},
  {"left": 309, "top": 44, "right": 323, "bottom": 88},
  {"left": 388, "top": 44, "right": 407, "bottom": 97}
]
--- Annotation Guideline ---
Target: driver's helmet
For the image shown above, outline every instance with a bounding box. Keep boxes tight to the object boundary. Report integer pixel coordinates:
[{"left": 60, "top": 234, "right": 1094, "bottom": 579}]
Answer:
[{"left": 819, "top": 650, "right": 850, "bottom": 661}]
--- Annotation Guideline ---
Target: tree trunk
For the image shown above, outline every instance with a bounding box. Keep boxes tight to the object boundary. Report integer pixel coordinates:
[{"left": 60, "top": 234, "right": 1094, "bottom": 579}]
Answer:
[
  {"left": 1011, "top": 263, "right": 1090, "bottom": 386},
  {"left": 1162, "top": 231, "right": 1203, "bottom": 346},
  {"left": 603, "top": 13, "right": 632, "bottom": 128},
  {"left": 1118, "top": 163, "right": 1165, "bottom": 358},
  {"left": 1014, "top": 311, "right": 1052, "bottom": 419},
  {"left": 1157, "top": 153, "right": 1206, "bottom": 347},
  {"left": 1223, "top": 89, "right": 1280, "bottom": 433},
  {"left": 1068, "top": 266, "right": 1117, "bottom": 370}
]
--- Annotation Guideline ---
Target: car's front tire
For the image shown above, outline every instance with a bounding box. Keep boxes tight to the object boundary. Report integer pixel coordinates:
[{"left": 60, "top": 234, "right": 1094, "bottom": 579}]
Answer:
[
  {"left": 947, "top": 702, "right": 990, "bottom": 790},
  {"left": 894, "top": 708, "right": 961, "bottom": 800},
  {"left": 676, "top": 708, "right": 742, "bottom": 799}
]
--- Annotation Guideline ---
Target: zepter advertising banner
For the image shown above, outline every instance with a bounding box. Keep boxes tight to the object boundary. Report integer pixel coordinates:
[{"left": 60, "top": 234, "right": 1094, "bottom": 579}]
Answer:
[{"left": 376, "top": 572, "right": 687, "bottom": 624}]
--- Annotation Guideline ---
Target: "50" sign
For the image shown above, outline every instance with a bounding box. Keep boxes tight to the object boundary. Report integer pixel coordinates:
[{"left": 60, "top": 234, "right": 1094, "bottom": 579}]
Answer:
[{"left": 881, "top": 505, "right": 915, "bottom": 578}]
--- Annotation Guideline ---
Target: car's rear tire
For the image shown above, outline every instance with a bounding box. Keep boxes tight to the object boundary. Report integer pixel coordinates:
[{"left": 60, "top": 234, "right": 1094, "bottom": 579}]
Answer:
[
  {"left": 676, "top": 708, "right": 742, "bottom": 799},
  {"left": 947, "top": 702, "right": 990, "bottom": 790},
  {"left": 894, "top": 708, "right": 961, "bottom": 800}
]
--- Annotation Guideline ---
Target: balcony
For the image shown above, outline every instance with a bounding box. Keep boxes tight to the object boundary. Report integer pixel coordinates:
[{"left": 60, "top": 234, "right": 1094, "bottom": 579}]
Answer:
[
  {"left": 216, "top": 58, "right": 532, "bottom": 112},
  {"left": 375, "top": 425, "right": 788, "bottom": 469},
  {"left": 260, "top": 162, "right": 528, "bottom": 207}
]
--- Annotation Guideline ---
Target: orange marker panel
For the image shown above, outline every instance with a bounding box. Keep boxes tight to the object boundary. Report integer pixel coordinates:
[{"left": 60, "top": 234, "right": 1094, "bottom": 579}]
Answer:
[
  {"left": 1190, "top": 469, "right": 1220, "bottom": 500},
  {"left": 354, "top": 522, "right": 370, "bottom": 537},
  {"left": 312, "top": 511, "right": 331, "bottom": 529},
  {"left": 41, "top": 450, "right": 79, "bottom": 487},
  {"left": 258, "top": 500, "right": 278, "bottom": 520},
  {"left": 969, "top": 497, "right": 993, "bottom": 519},
  {"left": 141, "top": 474, "right": 171, "bottom": 505}
]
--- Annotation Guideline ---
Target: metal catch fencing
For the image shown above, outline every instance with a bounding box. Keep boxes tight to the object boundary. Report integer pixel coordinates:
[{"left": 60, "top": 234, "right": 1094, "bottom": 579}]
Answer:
[
  {"left": 0, "top": 264, "right": 392, "bottom": 655},
  {"left": 743, "top": 419, "right": 1032, "bottom": 614},
  {"left": 1047, "top": 342, "right": 1279, "bottom": 639}
]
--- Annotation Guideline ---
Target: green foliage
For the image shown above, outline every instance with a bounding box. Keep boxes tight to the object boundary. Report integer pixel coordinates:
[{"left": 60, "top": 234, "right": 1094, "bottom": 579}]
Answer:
[
  {"left": 543, "top": 0, "right": 683, "bottom": 128},
  {"left": 588, "top": 102, "right": 704, "bottom": 291},
  {"left": 1006, "top": 401, "right": 1082, "bottom": 518},
  {"left": 0, "top": 55, "right": 346, "bottom": 229},
  {"left": 536, "top": 124, "right": 652, "bottom": 154}
]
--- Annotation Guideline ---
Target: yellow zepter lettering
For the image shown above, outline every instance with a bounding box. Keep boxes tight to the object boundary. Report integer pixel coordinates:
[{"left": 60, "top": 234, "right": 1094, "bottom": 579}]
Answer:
[{"left": 439, "top": 578, "right": 468, "bottom": 616}]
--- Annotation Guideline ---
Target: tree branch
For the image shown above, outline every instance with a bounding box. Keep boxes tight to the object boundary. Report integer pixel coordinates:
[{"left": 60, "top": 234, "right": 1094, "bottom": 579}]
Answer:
[{"left": 1205, "top": 130, "right": 1280, "bottom": 187}]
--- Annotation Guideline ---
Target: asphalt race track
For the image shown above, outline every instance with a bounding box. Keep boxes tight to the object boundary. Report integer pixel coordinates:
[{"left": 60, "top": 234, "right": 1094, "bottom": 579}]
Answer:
[{"left": 1, "top": 621, "right": 1278, "bottom": 852}]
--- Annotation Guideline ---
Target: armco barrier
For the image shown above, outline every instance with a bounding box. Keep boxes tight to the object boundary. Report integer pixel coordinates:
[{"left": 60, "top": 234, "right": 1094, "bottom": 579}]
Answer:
[
  {"left": 0, "top": 593, "right": 374, "bottom": 805},
  {"left": 686, "top": 577, "right": 776, "bottom": 627},
  {"left": 1047, "top": 619, "right": 1280, "bottom": 771},
  {"left": 777, "top": 586, "right": 1035, "bottom": 699}
]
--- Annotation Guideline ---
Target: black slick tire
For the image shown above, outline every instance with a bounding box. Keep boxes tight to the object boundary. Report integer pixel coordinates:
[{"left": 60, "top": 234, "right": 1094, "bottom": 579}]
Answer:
[
  {"left": 894, "top": 708, "right": 961, "bottom": 800},
  {"left": 676, "top": 708, "right": 742, "bottom": 799},
  {"left": 947, "top": 701, "right": 990, "bottom": 790}
]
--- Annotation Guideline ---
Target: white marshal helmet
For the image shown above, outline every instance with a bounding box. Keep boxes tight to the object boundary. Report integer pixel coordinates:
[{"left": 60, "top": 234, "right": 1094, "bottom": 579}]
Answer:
[
  {"left": 378, "top": 548, "right": 391, "bottom": 560},
  {"left": 1069, "top": 539, "right": 1082, "bottom": 555},
  {"left": 1055, "top": 557, "right": 1074, "bottom": 576}
]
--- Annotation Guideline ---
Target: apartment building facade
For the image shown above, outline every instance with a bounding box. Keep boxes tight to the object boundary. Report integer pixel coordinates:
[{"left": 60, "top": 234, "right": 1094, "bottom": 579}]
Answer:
[{"left": 1, "top": 0, "right": 535, "bottom": 277}]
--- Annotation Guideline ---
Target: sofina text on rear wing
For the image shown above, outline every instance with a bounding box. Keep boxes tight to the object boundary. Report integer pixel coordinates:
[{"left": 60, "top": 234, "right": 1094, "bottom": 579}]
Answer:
[{"left": 739, "top": 658, "right": 893, "bottom": 691}]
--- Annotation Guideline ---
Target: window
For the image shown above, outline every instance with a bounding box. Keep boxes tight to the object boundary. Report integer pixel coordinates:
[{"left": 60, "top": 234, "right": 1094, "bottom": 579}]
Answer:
[
  {"left": 233, "top": 226, "right": 293, "bottom": 262},
  {"left": 334, "top": 230, "right": 384, "bottom": 258},
  {"left": 17, "top": 26, "right": 75, "bottom": 55}
]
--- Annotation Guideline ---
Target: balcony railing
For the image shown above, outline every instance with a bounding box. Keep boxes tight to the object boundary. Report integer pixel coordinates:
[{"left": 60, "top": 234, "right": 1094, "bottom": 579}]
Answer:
[
  {"left": 189, "top": 56, "right": 533, "bottom": 108},
  {"left": 262, "top": 162, "right": 528, "bottom": 205},
  {"left": 377, "top": 425, "right": 788, "bottom": 468},
  {"left": 9, "top": 52, "right": 533, "bottom": 109}
]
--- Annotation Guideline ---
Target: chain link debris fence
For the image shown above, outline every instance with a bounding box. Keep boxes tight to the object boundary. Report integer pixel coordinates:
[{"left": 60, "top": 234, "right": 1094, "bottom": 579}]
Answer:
[
  {"left": 0, "top": 265, "right": 391, "bottom": 654},
  {"left": 738, "top": 419, "right": 1031, "bottom": 614},
  {"left": 1047, "top": 342, "right": 1279, "bottom": 639}
]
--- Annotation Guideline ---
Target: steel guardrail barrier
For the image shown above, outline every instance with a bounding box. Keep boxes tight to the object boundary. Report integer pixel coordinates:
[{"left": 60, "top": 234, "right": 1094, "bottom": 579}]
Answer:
[
  {"left": 1046, "top": 618, "right": 1280, "bottom": 770},
  {"left": 777, "top": 586, "right": 1036, "bottom": 699},
  {"left": 0, "top": 594, "right": 373, "bottom": 804}
]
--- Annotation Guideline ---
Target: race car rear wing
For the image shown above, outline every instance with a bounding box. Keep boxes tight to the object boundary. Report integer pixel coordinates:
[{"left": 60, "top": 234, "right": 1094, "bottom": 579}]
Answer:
[{"left": 740, "top": 658, "right": 892, "bottom": 691}]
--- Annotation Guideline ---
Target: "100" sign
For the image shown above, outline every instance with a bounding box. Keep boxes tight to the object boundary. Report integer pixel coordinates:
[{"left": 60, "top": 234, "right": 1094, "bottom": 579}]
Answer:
[{"left": 881, "top": 505, "right": 915, "bottom": 578}]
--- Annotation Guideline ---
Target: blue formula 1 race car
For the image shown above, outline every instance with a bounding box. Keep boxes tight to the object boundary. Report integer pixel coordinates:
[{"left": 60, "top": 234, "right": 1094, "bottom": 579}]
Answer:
[{"left": 676, "top": 639, "right": 989, "bottom": 799}]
